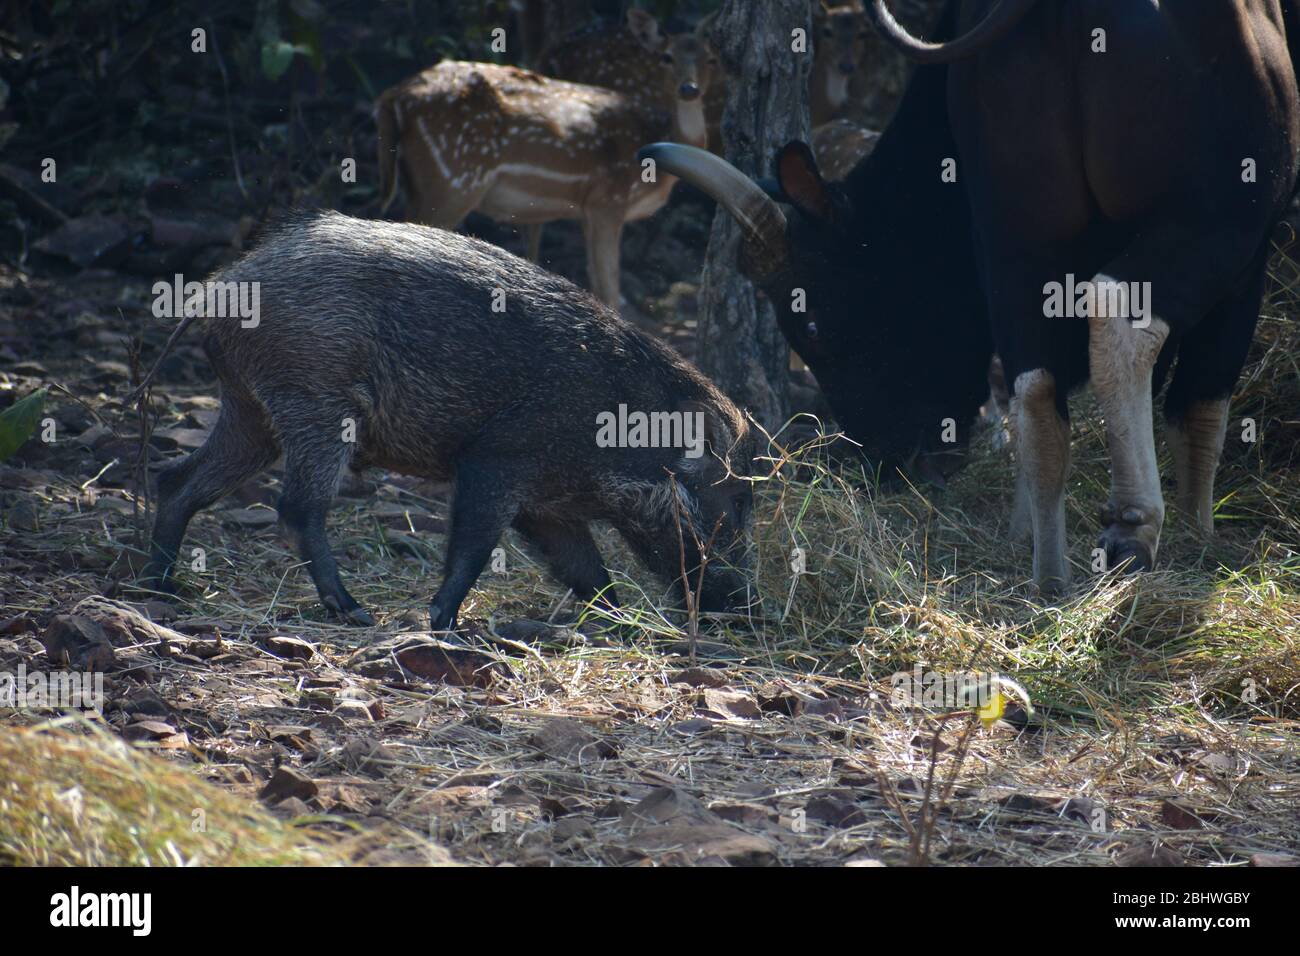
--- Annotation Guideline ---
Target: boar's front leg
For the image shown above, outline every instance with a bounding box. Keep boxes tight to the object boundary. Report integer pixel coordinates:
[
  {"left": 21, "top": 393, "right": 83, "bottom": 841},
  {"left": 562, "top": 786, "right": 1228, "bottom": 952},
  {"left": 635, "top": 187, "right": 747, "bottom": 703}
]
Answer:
[
  {"left": 277, "top": 435, "right": 375, "bottom": 627},
  {"left": 513, "top": 513, "right": 616, "bottom": 608},
  {"left": 429, "top": 456, "right": 523, "bottom": 632}
]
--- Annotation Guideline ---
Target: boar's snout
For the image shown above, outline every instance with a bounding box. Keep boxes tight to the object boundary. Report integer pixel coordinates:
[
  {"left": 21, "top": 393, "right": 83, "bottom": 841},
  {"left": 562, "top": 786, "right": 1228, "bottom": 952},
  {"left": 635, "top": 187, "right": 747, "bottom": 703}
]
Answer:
[{"left": 696, "top": 564, "right": 751, "bottom": 613}]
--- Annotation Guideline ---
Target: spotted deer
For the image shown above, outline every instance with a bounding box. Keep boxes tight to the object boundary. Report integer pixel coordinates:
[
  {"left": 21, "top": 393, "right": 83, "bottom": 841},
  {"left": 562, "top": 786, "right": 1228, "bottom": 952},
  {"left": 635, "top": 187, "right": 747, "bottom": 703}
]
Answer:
[
  {"left": 374, "top": 13, "right": 712, "bottom": 308},
  {"left": 811, "top": 118, "right": 879, "bottom": 181},
  {"left": 812, "top": 1, "right": 870, "bottom": 124},
  {"left": 524, "top": 8, "right": 715, "bottom": 262}
]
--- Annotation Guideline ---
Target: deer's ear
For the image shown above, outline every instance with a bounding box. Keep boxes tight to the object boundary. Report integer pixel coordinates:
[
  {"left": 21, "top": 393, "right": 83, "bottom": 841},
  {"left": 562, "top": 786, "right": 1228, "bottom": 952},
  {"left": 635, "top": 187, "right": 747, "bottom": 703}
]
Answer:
[
  {"left": 776, "top": 141, "right": 835, "bottom": 224},
  {"left": 626, "top": 8, "right": 663, "bottom": 50}
]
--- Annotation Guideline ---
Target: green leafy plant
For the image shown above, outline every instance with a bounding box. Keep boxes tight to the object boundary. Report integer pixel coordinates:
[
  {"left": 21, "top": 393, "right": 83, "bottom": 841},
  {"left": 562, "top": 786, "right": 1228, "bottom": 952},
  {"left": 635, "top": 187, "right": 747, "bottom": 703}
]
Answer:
[{"left": 0, "top": 388, "right": 47, "bottom": 463}]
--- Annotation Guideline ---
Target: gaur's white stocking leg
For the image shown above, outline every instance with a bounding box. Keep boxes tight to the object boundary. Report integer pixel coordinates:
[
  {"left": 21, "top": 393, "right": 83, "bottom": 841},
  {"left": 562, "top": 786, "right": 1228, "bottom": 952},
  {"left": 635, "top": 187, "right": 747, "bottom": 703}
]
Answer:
[
  {"left": 1167, "top": 399, "right": 1229, "bottom": 537},
  {"left": 1087, "top": 274, "right": 1171, "bottom": 571},
  {"left": 1012, "top": 369, "right": 1071, "bottom": 591}
]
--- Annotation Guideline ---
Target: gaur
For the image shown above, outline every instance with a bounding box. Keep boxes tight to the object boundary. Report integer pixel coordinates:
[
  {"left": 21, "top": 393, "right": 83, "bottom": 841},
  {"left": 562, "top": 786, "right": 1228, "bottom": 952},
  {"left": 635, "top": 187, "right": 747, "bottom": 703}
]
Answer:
[{"left": 644, "top": 0, "right": 1300, "bottom": 593}]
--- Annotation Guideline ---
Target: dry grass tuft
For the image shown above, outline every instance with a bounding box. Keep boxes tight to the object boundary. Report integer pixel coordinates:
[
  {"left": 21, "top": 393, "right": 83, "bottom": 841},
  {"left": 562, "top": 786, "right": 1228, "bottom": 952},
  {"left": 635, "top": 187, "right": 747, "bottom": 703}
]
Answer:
[{"left": 0, "top": 719, "right": 450, "bottom": 866}]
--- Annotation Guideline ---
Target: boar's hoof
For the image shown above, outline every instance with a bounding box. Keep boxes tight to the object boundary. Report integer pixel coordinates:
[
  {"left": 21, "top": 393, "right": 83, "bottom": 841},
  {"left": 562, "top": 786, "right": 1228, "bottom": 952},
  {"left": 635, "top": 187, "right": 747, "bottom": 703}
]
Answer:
[
  {"left": 340, "top": 606, "right": 377, "bottom": 627},
  {"left": 323, "top": 594, "right": 376, "bottom": 627},
  {"left": 137, "top": 568, "right": 176, "bottom": 596},
  {"left": 429, "top": 604, "right": 458, "bottom": 633}
]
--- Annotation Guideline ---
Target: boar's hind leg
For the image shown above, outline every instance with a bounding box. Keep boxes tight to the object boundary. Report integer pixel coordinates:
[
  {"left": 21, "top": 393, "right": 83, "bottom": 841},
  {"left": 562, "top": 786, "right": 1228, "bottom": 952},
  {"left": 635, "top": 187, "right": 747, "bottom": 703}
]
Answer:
[
  {"left": 277, "top": 428, "right": 375, "bottom": 627},
  {"left": 429, "top": 457, "right": 523, "bottom": 632},
  {"left": 145, "top": 391, "right": 278, "bottom": 592},
  {"left": 513, "top": 513, "right": 616, "bottom": 607}
]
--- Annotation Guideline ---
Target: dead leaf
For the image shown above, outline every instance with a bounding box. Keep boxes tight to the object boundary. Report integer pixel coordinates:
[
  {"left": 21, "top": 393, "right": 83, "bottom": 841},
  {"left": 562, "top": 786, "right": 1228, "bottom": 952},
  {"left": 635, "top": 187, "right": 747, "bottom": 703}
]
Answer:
[
  {"left": 806, "top": 792, "right": 867, "bottom": 828},
  {"left": 395, "top": 642, "right": 504, "bottom": 688},
  {"left": 1115, "top": 844, "right": 1184, "bottom": 867},
  {"left": 699, "top": 687, "right": 761, "bottom": 720},
  {"left": 530, "top": 718, "right": 616, "bottom": 762},
  {"left": 1160, "top": 799, "right": 1206, "bottom": 831},
  {"left": 669, "top": 667, "right": 730, "bottom": 688},
  {"left": 621, "top": 824, "right": 777, "bottom": 866}
]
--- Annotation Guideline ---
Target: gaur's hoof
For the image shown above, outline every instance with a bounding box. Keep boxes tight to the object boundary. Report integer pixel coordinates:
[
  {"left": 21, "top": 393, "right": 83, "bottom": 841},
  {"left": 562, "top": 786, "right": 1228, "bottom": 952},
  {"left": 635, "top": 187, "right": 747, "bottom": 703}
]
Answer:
[
  {"left": 1097, "top": 524, "right": 1156, "bottom": 573},
  {"left": 1035, "top": 575, "right": 1069, "bottom": 600}
]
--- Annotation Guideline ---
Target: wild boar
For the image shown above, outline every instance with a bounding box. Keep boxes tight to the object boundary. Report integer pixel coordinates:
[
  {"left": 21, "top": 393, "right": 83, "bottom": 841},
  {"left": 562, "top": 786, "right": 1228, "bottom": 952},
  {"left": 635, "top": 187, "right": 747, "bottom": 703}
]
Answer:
[{"left": 140, "top": 211, "right": 754, "bottom": 629}]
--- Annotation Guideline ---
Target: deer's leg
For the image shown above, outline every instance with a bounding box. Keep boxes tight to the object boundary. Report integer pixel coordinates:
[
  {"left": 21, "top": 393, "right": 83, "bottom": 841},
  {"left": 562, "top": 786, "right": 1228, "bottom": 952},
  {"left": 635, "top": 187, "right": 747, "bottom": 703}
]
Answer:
[
  {"left": 582, "top": 209, "right": 625, "bottom": 308},
  {"left": 523, "top": 224, "right": 544, "bottom": 263}
]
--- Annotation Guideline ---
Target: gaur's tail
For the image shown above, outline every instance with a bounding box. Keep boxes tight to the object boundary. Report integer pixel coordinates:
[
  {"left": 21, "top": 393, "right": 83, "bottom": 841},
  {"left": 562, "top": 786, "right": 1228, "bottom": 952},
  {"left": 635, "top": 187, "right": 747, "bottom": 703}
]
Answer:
[{"left": 375, "top": 91, "right": 402, "bottom": 215}]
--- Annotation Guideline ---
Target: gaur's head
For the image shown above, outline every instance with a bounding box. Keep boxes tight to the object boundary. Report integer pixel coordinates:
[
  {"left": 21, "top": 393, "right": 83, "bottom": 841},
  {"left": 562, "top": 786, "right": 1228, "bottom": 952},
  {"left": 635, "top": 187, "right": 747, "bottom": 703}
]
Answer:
[{"left": 637, "top": 141, "right": 975, "bottom": 481}]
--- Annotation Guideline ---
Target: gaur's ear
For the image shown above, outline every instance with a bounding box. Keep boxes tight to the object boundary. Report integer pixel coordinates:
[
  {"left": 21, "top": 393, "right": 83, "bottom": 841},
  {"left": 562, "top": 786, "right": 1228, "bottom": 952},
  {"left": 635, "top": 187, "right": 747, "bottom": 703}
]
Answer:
[
  {"left": 775, "top": 141, "right": 835, "bottom": 224},
  {"left": 626, "top": 8, "right": 663, "bottom": 51}
]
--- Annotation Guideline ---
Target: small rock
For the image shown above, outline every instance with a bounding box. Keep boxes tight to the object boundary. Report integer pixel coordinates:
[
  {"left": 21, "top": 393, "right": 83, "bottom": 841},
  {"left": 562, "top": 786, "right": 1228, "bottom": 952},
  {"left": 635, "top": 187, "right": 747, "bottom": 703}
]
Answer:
[
  {"left": 263, "top": 635, "right": 315, "bottom": 660},
  {"left": 259, "top": 767, "right": 319, "bottom": 805},
  {"left": 40, "top": 614, "right": 116, "bottom": 671},
  {"left": 7, "top": 495, "right": 39, "bottom": 531},
  {"left": 34, "top": 214, "right": 136, "bottom": 269}
]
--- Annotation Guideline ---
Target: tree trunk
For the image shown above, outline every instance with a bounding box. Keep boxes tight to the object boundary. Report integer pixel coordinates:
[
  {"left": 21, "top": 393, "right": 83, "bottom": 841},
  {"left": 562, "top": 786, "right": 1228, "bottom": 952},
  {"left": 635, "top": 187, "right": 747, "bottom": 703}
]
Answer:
[{"left": 697, "top": 0, "right": 811, "bottom": 433}]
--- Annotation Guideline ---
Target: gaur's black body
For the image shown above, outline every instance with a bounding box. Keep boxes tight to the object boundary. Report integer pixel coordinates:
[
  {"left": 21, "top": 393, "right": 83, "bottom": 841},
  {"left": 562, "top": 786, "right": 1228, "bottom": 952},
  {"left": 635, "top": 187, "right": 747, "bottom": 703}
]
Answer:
[
  {"left": 947, "top": 0, "right": 1297, "bottom": 414},
  {"left": 649, "top": 0, "right": 1299, "bottom": 588},
  {"left": 144, "top": 212, "right": 753, "bottom": 629}
]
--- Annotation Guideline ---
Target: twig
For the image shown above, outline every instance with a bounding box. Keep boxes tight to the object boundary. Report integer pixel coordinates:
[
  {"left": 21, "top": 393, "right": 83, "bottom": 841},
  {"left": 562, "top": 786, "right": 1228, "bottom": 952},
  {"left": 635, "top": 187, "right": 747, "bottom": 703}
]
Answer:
[{"left": 209, "top": 20, "right": 249, "bottom": 201}]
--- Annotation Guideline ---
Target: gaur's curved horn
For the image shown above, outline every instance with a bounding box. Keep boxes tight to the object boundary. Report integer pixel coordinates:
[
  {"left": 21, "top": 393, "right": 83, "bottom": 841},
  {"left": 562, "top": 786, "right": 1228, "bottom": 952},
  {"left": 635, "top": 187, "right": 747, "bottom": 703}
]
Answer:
[
  {"left": 637, "top": 143, "right": 789, "bottom": 280},
  {"left": 867, "top": 0, "right": 1038, "bottom": 64}
]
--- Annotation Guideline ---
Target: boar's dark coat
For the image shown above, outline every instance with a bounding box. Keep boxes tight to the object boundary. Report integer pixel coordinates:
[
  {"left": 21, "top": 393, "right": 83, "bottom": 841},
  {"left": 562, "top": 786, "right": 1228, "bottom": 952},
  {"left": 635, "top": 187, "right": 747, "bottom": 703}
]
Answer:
[{"left": 144, "top": 211, "right": 753, "bottom": 629}]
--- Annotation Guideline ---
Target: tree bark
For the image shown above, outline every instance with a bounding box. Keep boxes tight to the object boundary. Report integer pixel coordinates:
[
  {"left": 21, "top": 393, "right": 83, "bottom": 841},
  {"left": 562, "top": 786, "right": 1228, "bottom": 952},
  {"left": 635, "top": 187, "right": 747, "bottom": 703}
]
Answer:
[{"left": 698, "top": 0, "right": 811, "bottom": 433}]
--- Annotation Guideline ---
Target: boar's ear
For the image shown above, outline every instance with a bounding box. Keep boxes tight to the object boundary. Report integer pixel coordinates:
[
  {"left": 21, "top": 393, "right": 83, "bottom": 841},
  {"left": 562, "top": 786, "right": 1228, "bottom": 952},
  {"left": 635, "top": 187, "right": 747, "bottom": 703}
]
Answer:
[
  {"left": 626, "top": 8, "right": 663, "bottom": 51},
  {"left": 775, "top": 141, "right": 835, "bottom": 224},
  {"left": 676, "top": 400, "right": 731, "bottom": 472}
]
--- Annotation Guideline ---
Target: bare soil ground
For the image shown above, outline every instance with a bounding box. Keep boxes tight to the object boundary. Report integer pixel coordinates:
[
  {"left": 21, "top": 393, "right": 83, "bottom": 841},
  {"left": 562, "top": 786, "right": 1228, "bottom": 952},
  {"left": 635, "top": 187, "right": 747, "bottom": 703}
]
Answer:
[{"left": 2, "top": 242, "right": 1299, "bottom": 868}]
